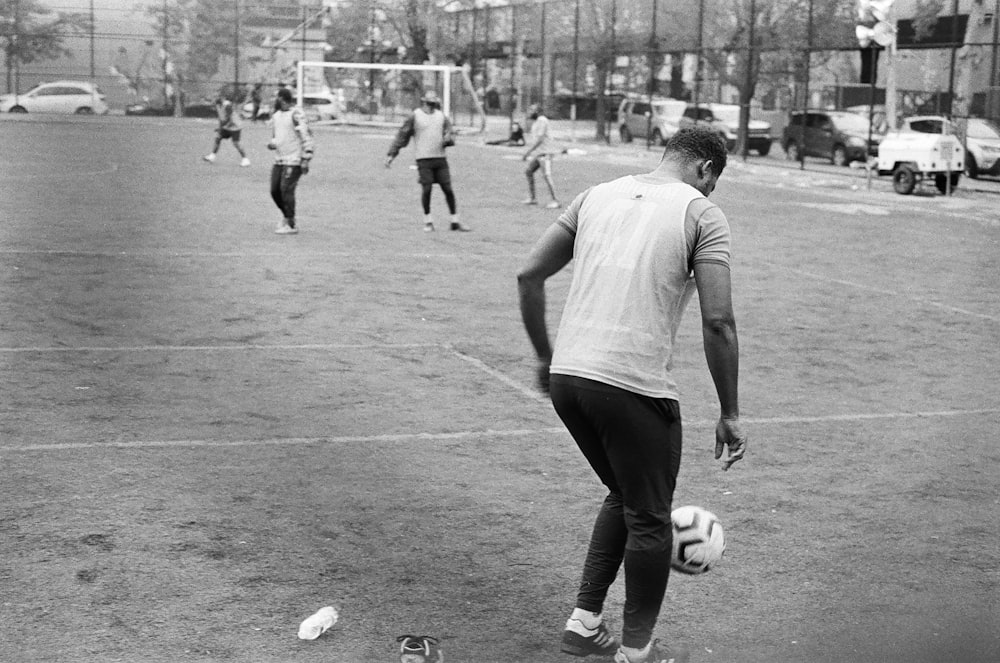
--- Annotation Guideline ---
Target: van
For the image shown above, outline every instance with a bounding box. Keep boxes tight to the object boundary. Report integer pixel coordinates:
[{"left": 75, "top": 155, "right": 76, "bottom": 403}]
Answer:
[{"left": 617, "top": 97, "right": 687, "bottom": 145}]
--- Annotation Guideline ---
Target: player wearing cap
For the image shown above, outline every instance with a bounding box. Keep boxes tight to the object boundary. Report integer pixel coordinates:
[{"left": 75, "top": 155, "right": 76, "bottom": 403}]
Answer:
[{"left": 386, "top": 90, "right": 469, "bottom": 232}]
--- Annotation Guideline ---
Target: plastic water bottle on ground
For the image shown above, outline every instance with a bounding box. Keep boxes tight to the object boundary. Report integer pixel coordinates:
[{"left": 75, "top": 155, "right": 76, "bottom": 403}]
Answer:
[{"left": 297, "top": 606, "right": 338, "bottom": 640}]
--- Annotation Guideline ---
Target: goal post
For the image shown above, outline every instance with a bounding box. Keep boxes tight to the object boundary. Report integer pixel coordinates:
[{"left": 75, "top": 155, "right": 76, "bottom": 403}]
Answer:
[{"left": 295, "top": 60, "right": 485, "bottom": 131}]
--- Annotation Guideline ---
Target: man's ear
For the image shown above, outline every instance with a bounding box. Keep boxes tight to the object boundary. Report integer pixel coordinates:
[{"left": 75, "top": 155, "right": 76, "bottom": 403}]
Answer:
[{"left": 700, "top": 159, "right": 713, "bottom": 178}]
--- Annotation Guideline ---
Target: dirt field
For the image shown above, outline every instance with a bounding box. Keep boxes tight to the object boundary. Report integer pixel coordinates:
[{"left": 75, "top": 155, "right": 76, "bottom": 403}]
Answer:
[{"left": 1, "top": 114, "right": 998, "bottom": 663}]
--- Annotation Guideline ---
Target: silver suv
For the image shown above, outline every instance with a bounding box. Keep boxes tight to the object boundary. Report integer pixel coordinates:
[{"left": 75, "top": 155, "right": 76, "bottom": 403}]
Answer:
[{"left": 617, "top": 97, "right": 687, "bottom": 146}]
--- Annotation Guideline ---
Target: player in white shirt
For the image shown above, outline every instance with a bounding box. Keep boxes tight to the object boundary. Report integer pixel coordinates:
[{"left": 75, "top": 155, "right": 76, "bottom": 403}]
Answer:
[
  {"left": 522, "top": 104, "right": 561, "bottom": 209},
  {"left": 267, "top": 88, "right": 314, "bottom": 235},
  {"left": 203, "top": 96, "right": 250, "bottom": 167},
  {"left": 517, "top": 127, "right": 747, "bottom": 663}
]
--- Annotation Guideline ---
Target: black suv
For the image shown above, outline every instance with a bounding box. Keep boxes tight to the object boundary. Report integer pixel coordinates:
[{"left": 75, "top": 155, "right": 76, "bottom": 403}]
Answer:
[{"left": 782, "top": 110, "right": 881, "bottom": 166}]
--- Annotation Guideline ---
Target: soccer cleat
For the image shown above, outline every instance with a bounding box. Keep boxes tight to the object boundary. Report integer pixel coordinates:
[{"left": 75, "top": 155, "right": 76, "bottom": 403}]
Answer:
[
  {"left": 522, "top": 198, "right": 538, "bottom": 205},
  {"left": 450, "top": 222, "right": 471, "bottom": 232},
  {"left": 397, "top": 634, "right": 443, "bottom": 663},
  {"left": 203, "top": 153, "right": 216, "bottom": 163},
  {"left": 545, "top": 201, "right": 561, "bottom": 209},
  {"left": 423, "top": 222, "right": 435, "bottom": 232},
  {"left": 240, "top": 157, "right": 250, "bottom": 167},
  {"left": 613, "top": 640, "right": 689, "bottom": 663},
  {"left": 561, "top": 619, "right": 618, "bottom": 657}
]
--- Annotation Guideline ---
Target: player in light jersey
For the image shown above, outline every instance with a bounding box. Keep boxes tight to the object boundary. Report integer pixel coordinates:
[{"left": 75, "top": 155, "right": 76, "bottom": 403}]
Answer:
[
  {"left": 386, "top": 90, "right": 469, "bottom": 232},
  {"left": 522, "top": 104, "right": 561, "bottom": 209},
  {"left": 267, "top": 88, "right": 314, "bottom": 235},
  {"left": 203, "top": 96, "right": 250, "bottom": 167},
  {"left": 517, "top": 127, "right": 748, "bottom": 663}
]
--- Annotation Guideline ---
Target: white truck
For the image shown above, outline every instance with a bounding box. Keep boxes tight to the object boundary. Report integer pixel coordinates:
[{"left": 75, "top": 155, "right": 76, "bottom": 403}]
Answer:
[{"left": 876, "top": 115, "right": 964, "bottom": 195}]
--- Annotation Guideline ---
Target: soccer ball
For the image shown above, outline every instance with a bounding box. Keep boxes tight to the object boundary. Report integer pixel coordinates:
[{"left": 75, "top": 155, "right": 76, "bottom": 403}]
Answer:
[{"left": 670, "top": 505, "right": 725, "bottom": 575}]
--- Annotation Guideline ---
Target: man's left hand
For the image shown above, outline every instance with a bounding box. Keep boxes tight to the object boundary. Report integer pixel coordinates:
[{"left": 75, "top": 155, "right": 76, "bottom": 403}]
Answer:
[{"left": 300, "top": 160, "right": 310, "bottom": 175}]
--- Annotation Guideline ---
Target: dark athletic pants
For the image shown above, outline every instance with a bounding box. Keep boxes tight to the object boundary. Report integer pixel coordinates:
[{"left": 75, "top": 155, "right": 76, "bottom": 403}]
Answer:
[
  {"left": 270, "top": 164, "right": 303, "bottom": 225},
  {"left": 550, "top": 373, "right": 682, "bottom": 649}
]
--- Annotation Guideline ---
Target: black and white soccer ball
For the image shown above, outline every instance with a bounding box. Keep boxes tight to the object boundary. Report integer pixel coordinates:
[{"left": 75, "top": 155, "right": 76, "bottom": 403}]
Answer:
[{"left": 670, "top": 505, "right": 725, "bottom": 575}]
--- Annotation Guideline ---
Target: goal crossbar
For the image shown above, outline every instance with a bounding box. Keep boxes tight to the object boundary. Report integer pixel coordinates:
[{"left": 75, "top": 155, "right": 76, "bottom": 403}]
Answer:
[{"left": 295, "top": 60, "right": 485, "bottom": 130}]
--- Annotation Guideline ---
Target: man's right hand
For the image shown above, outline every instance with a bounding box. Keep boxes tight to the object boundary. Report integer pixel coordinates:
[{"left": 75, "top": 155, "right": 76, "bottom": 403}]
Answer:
[{"left": 715, "top": 417, "right": 747, "bottom": 471}]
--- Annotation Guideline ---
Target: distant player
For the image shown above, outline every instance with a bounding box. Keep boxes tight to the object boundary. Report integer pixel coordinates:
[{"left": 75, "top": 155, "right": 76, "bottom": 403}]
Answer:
[
  {"left": 385, "top": 90, "right": 470, "bottom": 232},
  {"left": 267, "top": 88, "right": 314, "bottom": 235},
  {"left": 522, "top": 104, "right": 560, "bottom": 209},
  {"left": 203, "top": 96, "right": 250, "bottom": 167}
]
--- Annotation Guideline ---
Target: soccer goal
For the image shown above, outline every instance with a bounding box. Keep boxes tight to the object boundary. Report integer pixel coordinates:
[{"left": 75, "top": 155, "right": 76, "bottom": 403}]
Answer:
[{"left": 295, "top": 60, "right": 485, "bottom": 131}]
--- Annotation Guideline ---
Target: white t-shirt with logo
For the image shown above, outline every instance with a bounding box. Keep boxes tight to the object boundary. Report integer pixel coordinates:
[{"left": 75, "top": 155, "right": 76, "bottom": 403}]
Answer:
[{"left": 550, "top": 175, "right": 732, "bottom": 399}]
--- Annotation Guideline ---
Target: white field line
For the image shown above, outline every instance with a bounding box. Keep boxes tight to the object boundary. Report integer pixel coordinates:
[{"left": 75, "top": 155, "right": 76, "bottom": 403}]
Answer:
[
  {"left": 0, "top": 249, "right": 468, "bottom": 259},
  {"left": 5, "top": 409, "right": 998, "bottom": 454},
  {"left": 448, "top": 347, "right": 549, "bottom": 404},
  {"left": 0, "top": 342, "right": 440, "bottom": 353},
  {"left": 771, "top": 264, "right": 1000, "bottom": 323}
]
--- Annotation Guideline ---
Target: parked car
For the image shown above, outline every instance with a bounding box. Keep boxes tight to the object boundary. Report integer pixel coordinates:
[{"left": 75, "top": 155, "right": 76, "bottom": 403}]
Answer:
[
  {"left": 959, "top": 117, "right": 1000, "bottom": 179},
  {"left": 679, "top": 103, "right": 773, "bottom": 155},
  {"left": 243, "top": 90, "right": 343, "bottom": 122},
  {"left": 0, "top": 80, "right": 108, "bottom": 115},
  {"left": 782, "top": 110, "right": 881, "bottom": 166},
  {"left": 617, "top": 97, "right": 687, "bottom": 145},
  {"left": 124, "top": 100, "right": 217, "bottom": 118}
]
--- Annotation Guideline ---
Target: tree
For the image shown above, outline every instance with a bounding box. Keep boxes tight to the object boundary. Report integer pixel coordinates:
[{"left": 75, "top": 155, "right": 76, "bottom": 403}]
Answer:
[{"left": 0, "top": 0, "right": 88, "bottom": 93}]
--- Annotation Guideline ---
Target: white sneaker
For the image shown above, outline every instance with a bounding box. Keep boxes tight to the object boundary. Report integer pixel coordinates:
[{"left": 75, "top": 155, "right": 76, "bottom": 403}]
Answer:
[
  {"left": 423, "top": 222, "right": 435, "bottom": 232},
  {"left": 275, "top": 220, "right": 298, "bottom": 234},
  {"left": 614, "top": 640, "right": 689, "bottom": 663},
  {"left": 203, "top": 153, "right": 216, "bottom": 163},
  {"left": 240, "top": 157, "right": 250, "bottom": 167},
  {"left": 545, "top": 201, "right": 561, "bottom": 209}
]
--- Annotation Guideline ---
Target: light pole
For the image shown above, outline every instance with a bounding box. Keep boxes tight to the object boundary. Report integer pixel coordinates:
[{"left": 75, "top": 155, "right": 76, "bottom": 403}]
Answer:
[
  {"left": 856, "top": 1, "right": 896, "bottom": 186},
  {"left": 799, "top": 0, "right": 814, "bottom": 169},
  {"left": 571, "top": 0, "right": 580, "bottom": 139},
  {"left": 234, "top": 0, "right": 240, "bottom": 99},
  {"left": 646, "top": 0, "right": 658, "bottom": 149}
]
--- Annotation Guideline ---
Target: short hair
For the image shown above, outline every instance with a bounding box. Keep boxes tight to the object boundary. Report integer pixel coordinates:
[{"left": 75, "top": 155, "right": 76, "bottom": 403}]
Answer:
[
  {"left": 663, "top": 127, "right": 728, "bottom": 177},
  {"left": 276, "top": 88, "right": 294, "bottom": 103}
]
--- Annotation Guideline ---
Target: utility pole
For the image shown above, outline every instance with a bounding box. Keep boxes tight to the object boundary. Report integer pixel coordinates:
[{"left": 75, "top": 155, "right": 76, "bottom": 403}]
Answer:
[
  {"left": 800, "top": 0, "right": 813, "bottom": 169},
  {"left": 646, "top": 0, "right": 658, "bottom": 149},
  {"left": 993, "top": 0, "right": 1000, "bottom": 92},
  {"left": 571, "top": 0, "right": 580, "bottom": 139},
  {"left": 947, "top": 0, "right": 958, "bottom": 116},
  {"left": 89, "top": 0, "right": 95, "bottom": 80},
  {"left": 741, "top": 0, "right": 756, "bottom": 161},
  {"left": 694, "top": 0, "right": 704, "bottom": 108},
  {"left": 234, "top": 0, "right": 240, "bottom": 99}
]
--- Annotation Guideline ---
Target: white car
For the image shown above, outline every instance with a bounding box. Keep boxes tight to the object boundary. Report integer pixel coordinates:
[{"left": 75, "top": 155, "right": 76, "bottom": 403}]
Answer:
[
  {"left": 243, "top": 90, "right": 343, "bottom": 122},
  {"left": 959, "top": 117, "right": 1000, "bottom": 179},
  {"left": 0, "top": 80, "right": 108, "bottom": 115},
  {"left": 617, "top": 97, "right": 687, "bottom": 145},
  {"left": 681, "top": 103, "right": 773, "bottom": 155}
]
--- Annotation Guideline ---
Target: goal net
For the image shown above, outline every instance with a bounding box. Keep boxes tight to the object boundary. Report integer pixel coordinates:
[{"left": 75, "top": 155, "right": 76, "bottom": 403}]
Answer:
[{"left": 295, "top": 61, "right": 485, "bottom": 131}]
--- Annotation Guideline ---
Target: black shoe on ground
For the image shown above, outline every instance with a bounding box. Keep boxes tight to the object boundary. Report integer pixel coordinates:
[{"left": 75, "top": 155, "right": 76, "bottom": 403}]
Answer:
[{"left": 561, "top": 620, "right": 618, "bottom": 657}]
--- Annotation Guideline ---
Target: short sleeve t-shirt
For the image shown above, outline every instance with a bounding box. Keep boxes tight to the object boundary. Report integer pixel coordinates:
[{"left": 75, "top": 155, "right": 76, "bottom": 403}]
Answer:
[
  {"left": 529, "top": 115, "right": 555, "bottom": 154},
  {"left": 549, "top": 174, "right": 732, "bottom": 399}
]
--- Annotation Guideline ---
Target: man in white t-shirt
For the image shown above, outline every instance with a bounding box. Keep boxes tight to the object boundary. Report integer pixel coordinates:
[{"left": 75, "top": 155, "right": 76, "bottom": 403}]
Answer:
[
  {"left": 203, "top": 96, "right": 250, "bottom": 167},
  {"left": 517, "top": 126, "right": 748, "bottom": 663},
  {"left": 522, "top": 104, "right": 561, "bottom": 209}
]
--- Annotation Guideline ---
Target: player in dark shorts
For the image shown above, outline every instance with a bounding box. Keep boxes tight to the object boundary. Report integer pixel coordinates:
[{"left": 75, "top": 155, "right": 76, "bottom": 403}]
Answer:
[
  {"left": 203, "top": 97, "right": 250, "bottom": 167},
  {"left": 385, "top": 90, "right": 469, "bottom": 232}
]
